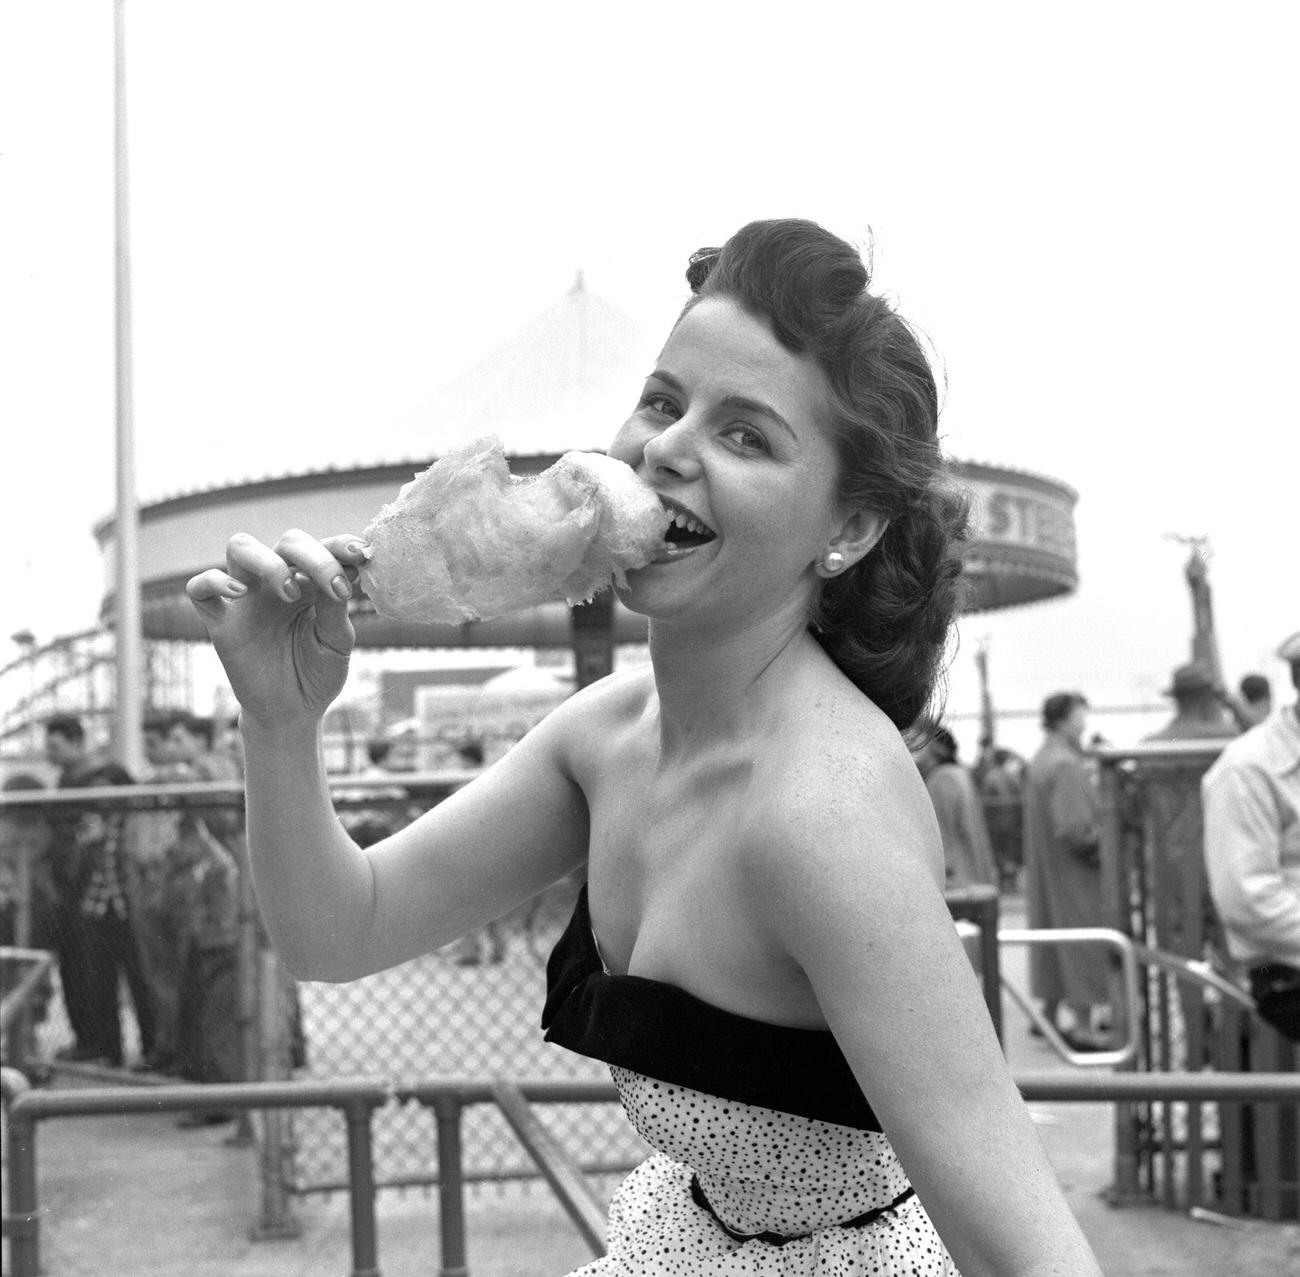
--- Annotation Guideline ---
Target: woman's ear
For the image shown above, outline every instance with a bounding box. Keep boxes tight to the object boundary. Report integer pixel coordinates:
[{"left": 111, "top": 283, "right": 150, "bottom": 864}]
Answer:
[{"left": 819, "top": 507, "right": 888, "bottom": 576}]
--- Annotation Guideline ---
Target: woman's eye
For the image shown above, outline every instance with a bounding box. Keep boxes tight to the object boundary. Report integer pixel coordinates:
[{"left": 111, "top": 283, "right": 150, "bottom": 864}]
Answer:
[
  {"left": 723, "top": 424, "right": 768, "bottom": 453},
  {"left": 639, "top": 392, "right": 678, "bottom": 417}
]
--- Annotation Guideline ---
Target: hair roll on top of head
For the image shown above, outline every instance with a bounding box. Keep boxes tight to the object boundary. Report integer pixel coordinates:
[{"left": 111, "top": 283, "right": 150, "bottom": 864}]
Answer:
[{"left": 685, "top": 219, "right": 971, "bottom": 731}]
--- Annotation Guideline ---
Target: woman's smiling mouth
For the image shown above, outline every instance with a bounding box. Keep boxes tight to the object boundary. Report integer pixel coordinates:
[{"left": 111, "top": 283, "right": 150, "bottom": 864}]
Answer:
[{"left": 660, "top": 499, "right": 716, "bottom": 550}]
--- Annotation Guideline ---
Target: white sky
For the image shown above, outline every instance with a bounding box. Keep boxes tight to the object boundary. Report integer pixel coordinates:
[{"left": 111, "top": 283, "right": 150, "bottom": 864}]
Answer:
[{"left": 3, "top": 1, "right": 1297, "bottom": 753}]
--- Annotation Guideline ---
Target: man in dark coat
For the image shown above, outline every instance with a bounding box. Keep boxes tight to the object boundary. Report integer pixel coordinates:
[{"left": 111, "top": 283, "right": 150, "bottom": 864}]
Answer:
[{"left": 44, "top": 714, "right": 155, "bottom": 1067}]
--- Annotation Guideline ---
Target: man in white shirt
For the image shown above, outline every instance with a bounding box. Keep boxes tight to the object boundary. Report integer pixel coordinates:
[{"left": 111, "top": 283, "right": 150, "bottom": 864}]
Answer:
[{"left": 1202, "top": 631, "right": 1300, "bottom": 1041}]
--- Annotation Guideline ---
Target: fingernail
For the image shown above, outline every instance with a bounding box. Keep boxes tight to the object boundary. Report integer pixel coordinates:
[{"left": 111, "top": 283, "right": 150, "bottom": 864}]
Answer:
[
  {"left": 331, "top": 575, "right": 352, "bottom": 600},
  {"left": 283, "top": 578, "right": 301, "bottom": 601},
  {"left": 347, "top": 541, "right": 371, "bottom": 560},
  {"left": 227, "top": 580, "right": 247, "bottom": 595}
]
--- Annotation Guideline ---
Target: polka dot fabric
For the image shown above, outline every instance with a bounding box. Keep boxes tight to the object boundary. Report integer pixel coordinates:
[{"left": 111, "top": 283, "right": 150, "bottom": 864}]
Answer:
[{"left": 566, "top": 1067, "right": 960, "bottom": 1275}]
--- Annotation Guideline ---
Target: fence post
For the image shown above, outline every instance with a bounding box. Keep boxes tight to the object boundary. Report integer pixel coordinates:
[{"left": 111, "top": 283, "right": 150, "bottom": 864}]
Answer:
[
  {"left": 233, "top": 847, "right": 258, "bottom": 1139},
  {"left": 431, "top": 1092, "right": 469, "bottom": 1277},
  {"left": 250, "top": 946, "right": 301, "bottom": 1240},
  {"left": 944, "top": 886, "right": 1002, "bottom": 1042},
  {"left": 1098, "top": 758, "right": 1142, "bottom": 1204},
  {"left": 343, "top": 1096, "right": 382, "bottom": 1277},
  {"left": 231, "top": 839, "right": 259, "bottom": 1147},
  {"left": 3, "top": 1086, "right": 40, "bottom": 1277}
]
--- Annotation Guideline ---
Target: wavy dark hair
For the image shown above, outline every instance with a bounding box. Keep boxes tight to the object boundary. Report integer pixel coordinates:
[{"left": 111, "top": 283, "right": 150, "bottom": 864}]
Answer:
[{"left": 685, "top": 219, "right": 970, "bottom": 730}]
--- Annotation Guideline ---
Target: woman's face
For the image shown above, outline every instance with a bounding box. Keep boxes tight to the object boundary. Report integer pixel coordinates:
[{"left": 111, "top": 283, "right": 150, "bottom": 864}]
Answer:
[{"left": 607, "top": 296, "right": 847, "bottom": 628}]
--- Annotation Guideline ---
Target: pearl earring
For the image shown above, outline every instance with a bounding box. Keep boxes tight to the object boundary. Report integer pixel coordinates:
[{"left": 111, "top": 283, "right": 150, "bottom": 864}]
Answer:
[{"left": 822, "top": 550, "right": 846, "bottom": 574}]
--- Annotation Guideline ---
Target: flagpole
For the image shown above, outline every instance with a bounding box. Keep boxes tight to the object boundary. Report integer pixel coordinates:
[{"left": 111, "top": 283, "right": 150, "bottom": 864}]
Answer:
[{"left": 113, "top": 0, "right": 144, "bottom": 776}]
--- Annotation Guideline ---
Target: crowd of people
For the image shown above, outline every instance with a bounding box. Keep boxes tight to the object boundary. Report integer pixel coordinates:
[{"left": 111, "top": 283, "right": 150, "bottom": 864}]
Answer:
[
  {"left": 1, "top": 711, "right": 261, "bottom": 1125},
  {"left": 908, "top": 643, "right": 1294, "bottom": 1058},
  {"left": 0, "top": 708, "right": 492, "bottom": 1097}
]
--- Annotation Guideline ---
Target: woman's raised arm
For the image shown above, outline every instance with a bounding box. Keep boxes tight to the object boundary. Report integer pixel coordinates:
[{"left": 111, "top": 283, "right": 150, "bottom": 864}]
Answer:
[{"left": 187, "top": 530, "right": 590, "bottom": 981}]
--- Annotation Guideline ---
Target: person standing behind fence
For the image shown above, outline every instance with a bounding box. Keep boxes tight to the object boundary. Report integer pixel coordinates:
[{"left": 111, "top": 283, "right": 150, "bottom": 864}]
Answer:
[
  {"left": 1144, "top": 661, "right": 1239, "bottom": 742},
  {"left": 1236, "top": 672, "right": 1273, "bottom": 731},
  {"left": 167, "top": 713, "right": 245, "bottom": 1121},
  {"left": 913, "top": 727, "right": 998, "bottom": 890},
  {"left": 128, "top": 713, "right": 191, "bottom": 1073},
  {"left": 1022, "top": 692, "right": 1112, "bottom": 1051},
  {"left": 0, "top": 773, "right": 57, "bottom": 951},
  {"left": 43, "top": 714, "right": 157, "bottom": 1068},
  {"left": 980, "top": 748, "right": 1025, "bottom": 891},
  {"left": 1201, "top": 632, "right": 1300, "bottom": 1042},
  {"left": 1, "top": 773, "right": 59, "bottom": 1043}
]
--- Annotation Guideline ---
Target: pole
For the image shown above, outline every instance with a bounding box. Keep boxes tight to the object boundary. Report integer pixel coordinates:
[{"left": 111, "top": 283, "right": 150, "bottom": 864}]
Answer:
[
  {"left": 251, "top": 947, "right": 301, "bottom": 1239},
  {"left": 433, "top": 1094, "right": 469, "bottom": 1277},
  {"left": 113, "top": 0, "right": 144, "bottom": 776},
  {"left": 974, "top": 636, "right": 995, "bottom": 766},
  {"left": 343, "top": 1100, "right": 382, "bottom": 1277},
  {"left": 4, "top": 1099, "right": 41, "bottom": 1277},
  {"left": 569, "top": 592, "right": 615, "bottom": 689}
]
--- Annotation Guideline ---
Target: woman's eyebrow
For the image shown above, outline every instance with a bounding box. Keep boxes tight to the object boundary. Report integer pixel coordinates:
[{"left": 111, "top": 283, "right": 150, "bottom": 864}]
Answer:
[
  {"left": 717, "top": 395, "right": 796, "bottom": 441},
  {"left": 645, "top": 370, "right": 796, "bottom": 441},
  {"left": 645, "top": 368, "right": 684, "bottom": 393}
]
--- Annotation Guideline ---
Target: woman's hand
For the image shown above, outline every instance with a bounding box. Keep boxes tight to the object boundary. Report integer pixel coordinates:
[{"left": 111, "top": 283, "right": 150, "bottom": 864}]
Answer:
[{"left": 186, "top": 530, "right": 369, "bottom": 729}]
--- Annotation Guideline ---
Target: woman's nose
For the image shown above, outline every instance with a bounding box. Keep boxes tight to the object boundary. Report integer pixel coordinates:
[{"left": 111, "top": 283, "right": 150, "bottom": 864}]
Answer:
[{"left": 642, "top": 418, "right": 702, "bottom": 481}]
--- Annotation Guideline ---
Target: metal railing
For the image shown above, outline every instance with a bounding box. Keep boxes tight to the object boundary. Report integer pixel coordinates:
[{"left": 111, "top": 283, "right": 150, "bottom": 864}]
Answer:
[
  {"left": 1, "top": 1071, "right": 392, "bottom": 1277},
  {"left": 7, "top": 1069, "right": 1300, "bottom": 1277},
  {"left": 0, "top": 1071, "right": 617, "bottom": 1277},
  {"left": 999, "top": 927, "right": 1142, "bottom": 1069},
  {"left": 944, "top": 885, "right": 1002, "bottom": 1039},
  {"left": 392, "top": 1078, "right": 620, "bottom": 1277},
  {"left": 489, "top": 1080, "right": 608, "bottom": 1252},
  {"left": 0, "top": 948, "right": 55, "bottom": 1073}
]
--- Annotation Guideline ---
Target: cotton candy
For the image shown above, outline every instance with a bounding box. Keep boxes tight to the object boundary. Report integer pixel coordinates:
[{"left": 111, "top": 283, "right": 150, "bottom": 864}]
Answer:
[{"left": 358, "top": 436, "right": 669, "bottom": 625}]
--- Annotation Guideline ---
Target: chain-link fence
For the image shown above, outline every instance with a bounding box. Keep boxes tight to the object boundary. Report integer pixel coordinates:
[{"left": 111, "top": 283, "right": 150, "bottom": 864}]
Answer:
[
  {"left": 2, "top": 777, "right": 258, "bottom": 1082},
  {"left": 291, "top": 786, "right": 648, "bottom": 1196},
  {"left": 289, "top": 874, "right": 648, "bottom": 1196},
  {"left": 0, "top": 778, "right": 649, "bottom": 1203}
]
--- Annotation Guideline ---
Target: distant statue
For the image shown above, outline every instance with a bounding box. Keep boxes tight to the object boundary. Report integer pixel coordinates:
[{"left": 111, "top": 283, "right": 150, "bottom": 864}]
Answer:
[
  {"left": 1149, "top": 537, "right": 1235, "bottom": 739},
  {"left": 1173, "top": 536, "right": 1222, "bottom": 680}
]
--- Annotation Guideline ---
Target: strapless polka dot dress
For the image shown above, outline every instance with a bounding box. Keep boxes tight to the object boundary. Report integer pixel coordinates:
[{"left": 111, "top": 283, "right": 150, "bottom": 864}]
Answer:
[{"left": 542, "top": 885, "right": 960, "bottom": 1274}]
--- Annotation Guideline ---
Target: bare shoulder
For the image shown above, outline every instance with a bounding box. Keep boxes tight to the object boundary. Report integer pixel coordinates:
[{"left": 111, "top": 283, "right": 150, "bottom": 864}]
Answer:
[
  {"left": 535, "top": 665, "right": 654, "bottom": 773},
  {"left": 745, "top": 682, "right": 945, "bottom": 930},
  {"left": 762, "top": 685, "right": 939, "bottom": 865}
]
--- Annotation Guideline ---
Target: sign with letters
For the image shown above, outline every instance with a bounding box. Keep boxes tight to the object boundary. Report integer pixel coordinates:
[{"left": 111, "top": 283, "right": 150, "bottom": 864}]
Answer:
[{"left": 954, "top": 461, "right": 1079, "bottom": 612}]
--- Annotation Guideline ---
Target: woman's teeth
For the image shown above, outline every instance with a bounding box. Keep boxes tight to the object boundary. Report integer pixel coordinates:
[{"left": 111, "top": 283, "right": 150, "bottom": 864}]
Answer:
[{"left": 670, "top": 511, "right": 710, "bottom": 537}]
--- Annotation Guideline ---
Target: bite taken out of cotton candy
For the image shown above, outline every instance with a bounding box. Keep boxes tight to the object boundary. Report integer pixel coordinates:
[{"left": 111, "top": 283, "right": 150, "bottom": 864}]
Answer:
[{"left": 357, "top": 436, "right": 670, "bottom": 625}]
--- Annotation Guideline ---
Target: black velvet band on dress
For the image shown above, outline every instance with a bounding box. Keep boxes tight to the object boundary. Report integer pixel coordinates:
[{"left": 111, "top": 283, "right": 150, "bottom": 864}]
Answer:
[
  {"left": 689, "top": 1175, "right": 917, "bottom": 1245},
  {"left": 542, "top": 883, "right": 884, "bottom": 1131}
]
